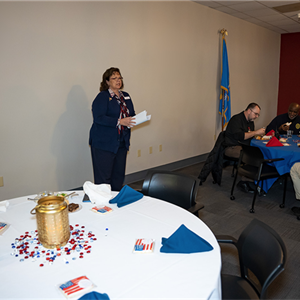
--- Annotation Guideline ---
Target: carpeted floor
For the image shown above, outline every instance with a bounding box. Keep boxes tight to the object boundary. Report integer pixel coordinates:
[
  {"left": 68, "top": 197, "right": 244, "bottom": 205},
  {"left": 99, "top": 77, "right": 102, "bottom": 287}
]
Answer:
[{"left": 128, "top": 162, "right": 300, "bottom": 300}]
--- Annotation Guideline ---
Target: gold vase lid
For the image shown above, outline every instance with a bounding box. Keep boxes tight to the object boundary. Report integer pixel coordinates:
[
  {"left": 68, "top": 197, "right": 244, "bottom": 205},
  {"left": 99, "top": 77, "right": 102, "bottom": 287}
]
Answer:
[{"left": 34, "top": 196, "right": 67, "bottom": 214}]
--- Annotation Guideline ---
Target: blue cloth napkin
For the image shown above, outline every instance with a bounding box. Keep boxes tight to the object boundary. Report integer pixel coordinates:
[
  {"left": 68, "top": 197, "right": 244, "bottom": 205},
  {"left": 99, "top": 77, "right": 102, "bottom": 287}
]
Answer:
[
  {"left": 160, "top": 224, "right": 214, "bottom": 253},
  {"left": 109, "top": 185, "right": 143, "bottom": 208},
  {"left": 79, "top": 291, "right": 110, "bottom": 300}
]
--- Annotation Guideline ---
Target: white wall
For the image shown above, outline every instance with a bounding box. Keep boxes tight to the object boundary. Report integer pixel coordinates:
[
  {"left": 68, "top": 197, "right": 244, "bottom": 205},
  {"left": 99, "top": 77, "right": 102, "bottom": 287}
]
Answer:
[{"left": 0, "top": 1, "right": 280, "bottom": 200}]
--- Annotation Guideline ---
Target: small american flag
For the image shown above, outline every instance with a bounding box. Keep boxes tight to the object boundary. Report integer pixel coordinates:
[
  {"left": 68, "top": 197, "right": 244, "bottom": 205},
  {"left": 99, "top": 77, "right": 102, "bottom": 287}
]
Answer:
[
  {"left": 59, "top": 275, "right": 93, "bottom": 298},
  {"left": 0, "top": 222, "right": 7, "bottom": 233},
  {"left": 134, "top": 238, "right": 155, "bottom": 253},
  {"left": 92, "top": 206, "right": 112, "bottom": 214}
]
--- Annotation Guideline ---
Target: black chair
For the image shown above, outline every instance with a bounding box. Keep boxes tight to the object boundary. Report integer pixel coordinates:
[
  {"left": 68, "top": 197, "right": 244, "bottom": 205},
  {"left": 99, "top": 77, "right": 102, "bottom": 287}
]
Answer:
[
  {"left": 223, "top": 153, "right": 239, "bottom": 177},
  {"left": 141, "top": 170, "right": 204, "bottom": 215},
  {"left": 230, "top": 143, "right": 288, "bottom": 213},
  {"left": 217, "top": 218, "right": 287, "bottom": 300}
]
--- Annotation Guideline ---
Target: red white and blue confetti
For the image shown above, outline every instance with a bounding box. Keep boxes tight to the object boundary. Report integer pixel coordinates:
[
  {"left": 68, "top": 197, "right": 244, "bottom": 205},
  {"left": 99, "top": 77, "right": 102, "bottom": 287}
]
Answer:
[{"left": 11, "top": 224, "right": 97, "bottom": 267}]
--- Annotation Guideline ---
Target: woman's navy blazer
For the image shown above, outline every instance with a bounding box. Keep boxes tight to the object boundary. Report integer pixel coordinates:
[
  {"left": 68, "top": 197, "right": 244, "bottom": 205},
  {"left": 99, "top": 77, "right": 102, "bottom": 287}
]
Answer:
[{"left": 89, "top": 90, "right": 135, "bottom": 154}]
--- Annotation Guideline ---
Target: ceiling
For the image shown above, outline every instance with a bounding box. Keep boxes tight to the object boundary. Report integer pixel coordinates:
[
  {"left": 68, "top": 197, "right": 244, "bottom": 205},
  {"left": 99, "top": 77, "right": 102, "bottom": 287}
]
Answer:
[{"left": 194, "top": 1, "right": 300, "bottom": 33}]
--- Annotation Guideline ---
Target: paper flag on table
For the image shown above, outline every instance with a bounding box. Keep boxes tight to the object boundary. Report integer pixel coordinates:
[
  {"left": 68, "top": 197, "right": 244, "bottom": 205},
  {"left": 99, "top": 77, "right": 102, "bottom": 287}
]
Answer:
[
  {"left": 59, "top": 275, "right": 94, "bottom": 298},
  {"left": 266, "top": 136, "right": 283, "bottom": 147},
  {"left": 0, "top": 222, "right": 9, "bottom": 234},
  {"left": 92, "top": 206, "right": 113, "bottom": 214},
  {"left": 160, "top": 224, "right": 213, "bottom": 254},
  {"left": 133, "top": 238, "right": 155, "bottom": 253}
]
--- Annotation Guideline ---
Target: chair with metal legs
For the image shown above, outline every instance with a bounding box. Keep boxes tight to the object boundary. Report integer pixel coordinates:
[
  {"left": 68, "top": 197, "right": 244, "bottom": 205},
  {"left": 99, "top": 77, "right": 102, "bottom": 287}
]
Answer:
[
  {"left": 216, "top": 218, "right": 287, "bottom": 299},
  {"left": 230, "top": 143, "right": 287, "bottom": 213}
]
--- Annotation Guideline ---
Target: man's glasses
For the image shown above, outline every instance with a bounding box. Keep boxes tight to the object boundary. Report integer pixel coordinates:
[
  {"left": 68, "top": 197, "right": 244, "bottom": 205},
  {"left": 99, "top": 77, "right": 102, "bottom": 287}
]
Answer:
[{"left": 250, "top": 109, "right": 260, "bottom": 117}]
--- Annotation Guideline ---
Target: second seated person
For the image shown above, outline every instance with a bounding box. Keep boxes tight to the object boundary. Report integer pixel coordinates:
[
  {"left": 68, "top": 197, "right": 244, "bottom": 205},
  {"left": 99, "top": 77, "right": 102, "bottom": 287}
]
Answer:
[
  {"left": 224, "top": 103, "right": 265, "bottom": 192},
  {"left": 265, "top": 102, "right": 300, "bottom": 135},
  {"left": 89, "top": 67, "right": 136, "bottom": 191}
]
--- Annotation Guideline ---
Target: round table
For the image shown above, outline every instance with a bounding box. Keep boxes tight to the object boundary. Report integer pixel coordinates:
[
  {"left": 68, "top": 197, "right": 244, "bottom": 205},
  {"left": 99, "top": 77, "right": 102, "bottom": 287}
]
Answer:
[
  {"left": 0, "top": 191, "right": 221, "bottom": 300},
  {"left": 251, "top": 135, "right": 300, "bottom": 192}
]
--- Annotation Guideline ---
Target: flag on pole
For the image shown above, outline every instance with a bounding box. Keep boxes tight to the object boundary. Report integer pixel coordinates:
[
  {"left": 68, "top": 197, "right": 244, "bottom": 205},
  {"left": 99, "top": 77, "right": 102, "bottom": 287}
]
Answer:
[{"left": 219, "top": 36, "right": 231, "bottom": 130}]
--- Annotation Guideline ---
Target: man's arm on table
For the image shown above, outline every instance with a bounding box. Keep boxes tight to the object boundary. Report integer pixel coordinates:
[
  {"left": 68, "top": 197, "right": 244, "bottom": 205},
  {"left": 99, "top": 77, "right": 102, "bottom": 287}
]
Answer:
[{"left": 244, "top": 128, "right": 265, "bottom": 140}]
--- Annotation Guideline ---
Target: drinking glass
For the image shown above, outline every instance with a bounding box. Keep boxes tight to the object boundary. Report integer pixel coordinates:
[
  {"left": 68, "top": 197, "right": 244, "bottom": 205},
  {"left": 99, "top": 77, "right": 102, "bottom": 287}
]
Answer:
[{"left": 287, "top": 130, "right": 293, "bottom": 138}]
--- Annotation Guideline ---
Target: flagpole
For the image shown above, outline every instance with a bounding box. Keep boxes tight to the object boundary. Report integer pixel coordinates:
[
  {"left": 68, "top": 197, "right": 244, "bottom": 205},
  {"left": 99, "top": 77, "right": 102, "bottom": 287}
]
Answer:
[
  {"left": 220, "top": 28, "right": 228, "bottom": 131},
  {"left": 222, "top": 90, "right": 224, "bottom": 131}
]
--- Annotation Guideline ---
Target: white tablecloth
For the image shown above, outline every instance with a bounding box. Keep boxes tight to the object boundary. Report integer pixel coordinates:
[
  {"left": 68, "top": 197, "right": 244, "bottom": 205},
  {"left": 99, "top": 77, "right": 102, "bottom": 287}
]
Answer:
[{"left": 0, "top": 191, "right": 221, "bottom": 300}]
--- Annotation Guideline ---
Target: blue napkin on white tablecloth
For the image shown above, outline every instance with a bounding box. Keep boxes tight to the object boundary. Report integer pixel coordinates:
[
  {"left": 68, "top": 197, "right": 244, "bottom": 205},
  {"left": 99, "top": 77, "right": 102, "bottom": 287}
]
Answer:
[
  {"left": 79, "top": 291, "right": 110, "bottom": 300},
  {"left": 109, "top": 185, "right": 143, "bottom": 208},
  {"left": 160, "top": 224, "right": 214, "bottom": 254}
]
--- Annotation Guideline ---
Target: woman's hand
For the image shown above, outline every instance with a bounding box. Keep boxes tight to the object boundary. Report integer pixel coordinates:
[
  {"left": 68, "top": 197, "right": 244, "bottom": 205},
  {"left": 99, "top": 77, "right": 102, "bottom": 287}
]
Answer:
[{"left": 119, "top": 117, "right": 136, "bottom": 128}]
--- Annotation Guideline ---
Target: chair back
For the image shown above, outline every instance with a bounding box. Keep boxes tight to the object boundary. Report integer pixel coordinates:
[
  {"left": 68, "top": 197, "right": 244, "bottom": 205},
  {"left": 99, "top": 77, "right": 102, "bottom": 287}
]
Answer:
[
  {"left": 239, "top": 143, "right": 265, "bottom": 167},
  {"left": 141, "top": 170, "right": 199, "bottom": 210},
  {"left": 236, "top": 219, "right": 287, "bottom": 298}
]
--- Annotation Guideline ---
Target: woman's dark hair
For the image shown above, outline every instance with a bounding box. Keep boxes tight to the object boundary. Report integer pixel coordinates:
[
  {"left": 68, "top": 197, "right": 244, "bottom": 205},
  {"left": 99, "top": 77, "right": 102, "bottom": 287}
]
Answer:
[{"left": 100, "top": 67, "right": 124, "bottom": 91}]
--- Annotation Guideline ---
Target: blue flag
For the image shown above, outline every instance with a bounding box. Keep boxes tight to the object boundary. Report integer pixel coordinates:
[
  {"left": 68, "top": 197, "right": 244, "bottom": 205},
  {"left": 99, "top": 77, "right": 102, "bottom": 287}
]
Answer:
[{"left": 219, "top": 37, "right": 231, "bottom": 129}]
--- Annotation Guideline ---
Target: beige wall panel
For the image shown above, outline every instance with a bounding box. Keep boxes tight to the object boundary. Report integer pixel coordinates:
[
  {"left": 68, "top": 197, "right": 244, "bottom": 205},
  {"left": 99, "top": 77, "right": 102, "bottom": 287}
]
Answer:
[{"left": 0, "top": 2, "right": 280, "bottom": 200}]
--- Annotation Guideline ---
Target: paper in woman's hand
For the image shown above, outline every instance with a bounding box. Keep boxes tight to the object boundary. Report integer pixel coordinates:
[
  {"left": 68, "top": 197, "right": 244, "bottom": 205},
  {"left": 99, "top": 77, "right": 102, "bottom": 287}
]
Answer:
[{"left": 133, "top": 110, "right": 151, "bottom": 126}]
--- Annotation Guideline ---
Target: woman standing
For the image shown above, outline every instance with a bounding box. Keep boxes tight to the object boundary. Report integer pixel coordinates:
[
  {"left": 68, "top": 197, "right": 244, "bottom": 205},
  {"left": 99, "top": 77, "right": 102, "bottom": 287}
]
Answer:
[{"left": 89, "top": 67, "right": 136, "bottom": 191}]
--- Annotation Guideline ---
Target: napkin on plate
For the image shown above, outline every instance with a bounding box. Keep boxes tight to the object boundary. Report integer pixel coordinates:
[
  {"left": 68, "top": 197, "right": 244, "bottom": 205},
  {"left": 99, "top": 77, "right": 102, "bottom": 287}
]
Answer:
[
  {"left": 83, "top": 181, "right": 112, "bottom": 205},
  {"left": 266, "top": 136, "right": 284, "bottom": 147},
  {"left": 79, "top": 291, "right": 110, "bottom": 300},
  {"left": 266, "top": 130, "right": 275, "bottom": 136},
  {"left": 0, "top": 200, "right": 9, "bottom": 212},
  {"left": 109, "top": 185, "right": 143, "bottom": 208},
  {"left": 160, "top": 224, "right": 213, "bottom": 254}
]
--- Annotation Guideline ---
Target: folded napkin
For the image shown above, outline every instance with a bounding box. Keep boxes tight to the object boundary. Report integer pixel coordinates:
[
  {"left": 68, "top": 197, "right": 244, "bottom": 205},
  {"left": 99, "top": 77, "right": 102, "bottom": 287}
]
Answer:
[
  {"left": 79, "top": 291, "right": 110, "bottom": 300},
  {"left": 266, "top": 136, "right": 283, "bottom": 147},
  {"left": 266, "top": 130, "right": 275, "bottom": 136},
  {"left": 0, "top": 200, "right": 9, "bottom": 212},
  {"left": 109, "top": 185, "right": 143, "bottom": 208},
  {"left": 83, "top": 181, "right": 112, "bottom": 205},
  {"left": 160, "top": 224, "right": 213, "bottom": 254}
]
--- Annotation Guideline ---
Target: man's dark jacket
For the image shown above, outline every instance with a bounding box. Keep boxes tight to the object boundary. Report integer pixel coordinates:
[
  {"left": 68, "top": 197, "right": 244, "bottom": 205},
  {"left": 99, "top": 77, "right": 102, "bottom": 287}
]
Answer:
[{"left": 198, "top": 131, "right": 227, "bottom": 185}]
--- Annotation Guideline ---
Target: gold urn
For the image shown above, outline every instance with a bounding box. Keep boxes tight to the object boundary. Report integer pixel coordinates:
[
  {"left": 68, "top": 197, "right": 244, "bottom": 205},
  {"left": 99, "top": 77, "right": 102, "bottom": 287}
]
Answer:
[{"left": 31, "top": 196, "right": 70, "bottom": 249}]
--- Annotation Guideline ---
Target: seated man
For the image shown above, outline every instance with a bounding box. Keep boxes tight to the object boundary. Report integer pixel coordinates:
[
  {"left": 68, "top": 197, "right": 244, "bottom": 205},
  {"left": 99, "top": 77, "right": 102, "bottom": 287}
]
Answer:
[
  {"left": 225, "top": 102, "right": 265, "bottom": 158},
  {"left": 266, "top": 103, "right": 300, "bottom": 134},
  {"left": 225, "top": 102, "right": 265, "bottom": 192}
]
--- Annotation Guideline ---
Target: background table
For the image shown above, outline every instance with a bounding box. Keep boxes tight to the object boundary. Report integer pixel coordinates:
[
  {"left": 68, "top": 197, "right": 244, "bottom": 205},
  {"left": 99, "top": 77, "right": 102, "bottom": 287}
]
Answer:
[
  {"left": 0, "top": 191, "right": 221, "bottom": 300},
  {"left": 251, "top": 135, "right": 300, "bottom": 192}
]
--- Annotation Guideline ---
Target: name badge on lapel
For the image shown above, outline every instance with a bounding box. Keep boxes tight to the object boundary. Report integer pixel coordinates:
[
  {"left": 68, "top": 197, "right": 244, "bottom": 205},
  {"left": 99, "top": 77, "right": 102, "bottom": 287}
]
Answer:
[{"left": 124, "top": 96, "right": 131, "bottom": 100}]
